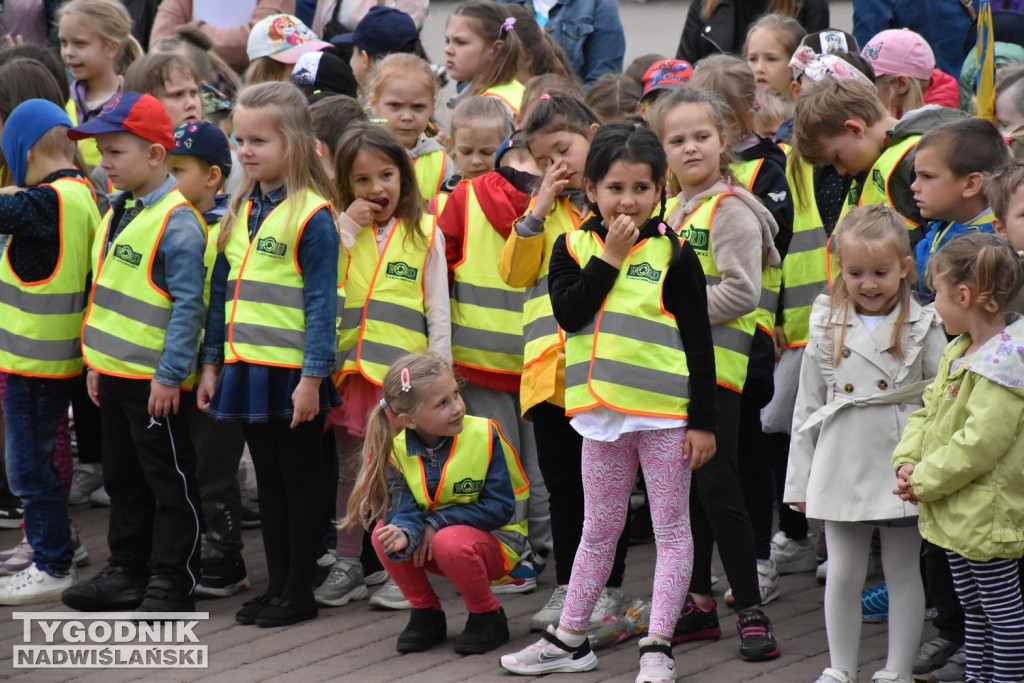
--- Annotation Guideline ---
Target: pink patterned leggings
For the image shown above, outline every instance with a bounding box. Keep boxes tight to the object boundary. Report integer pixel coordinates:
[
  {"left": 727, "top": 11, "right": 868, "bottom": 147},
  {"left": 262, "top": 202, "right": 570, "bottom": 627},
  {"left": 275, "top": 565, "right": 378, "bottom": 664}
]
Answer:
[{"left": 559, "top": 427, "right": 693, "bottom": 637}]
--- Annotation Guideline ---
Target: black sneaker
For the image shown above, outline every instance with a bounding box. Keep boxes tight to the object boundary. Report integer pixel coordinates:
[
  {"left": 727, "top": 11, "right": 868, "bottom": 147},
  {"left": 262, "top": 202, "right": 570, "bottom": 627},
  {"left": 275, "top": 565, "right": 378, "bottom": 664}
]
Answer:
[
  {"left": 235, "top": 593, "right": 272, "bottom": 625},
  {"left": 672, "top": 595, "right": 721, "bottom": 643},
  {"left": 136, "top": 576, "right": 195, "bottom": 614},
  {"left": 452, "top": 607, "right": 509, "bottom": 655},
  {"left": 254, "top": 596, "right": 318, "bottom": 628},
  {"left": 0, "top": 504, "right": 24, "bottom": 529},
  {"left": 195, "top": 555, "right": 249, "bottom": 598},
  {"left": 736, "top": 607, "right": 780, "bottom": 661},
  {"left": 240, "top": 506, "right": 261, "bottom": 529},
  {"left": 61, "top": 564, "right": 147, "bottom": 611},
  {"left": 397, "top": 607, "right": 447, "bottom": 653}
]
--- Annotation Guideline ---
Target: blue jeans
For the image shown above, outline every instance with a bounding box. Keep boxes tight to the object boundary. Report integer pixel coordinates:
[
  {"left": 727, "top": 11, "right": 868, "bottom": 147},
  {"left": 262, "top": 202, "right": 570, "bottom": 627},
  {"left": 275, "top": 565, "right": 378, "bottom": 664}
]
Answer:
[
  {"left": 3, "top": 373, "right": 76, "bottom": 574},
  {"left": 853, "top": 0, "right": 975, "bottom": 77}
]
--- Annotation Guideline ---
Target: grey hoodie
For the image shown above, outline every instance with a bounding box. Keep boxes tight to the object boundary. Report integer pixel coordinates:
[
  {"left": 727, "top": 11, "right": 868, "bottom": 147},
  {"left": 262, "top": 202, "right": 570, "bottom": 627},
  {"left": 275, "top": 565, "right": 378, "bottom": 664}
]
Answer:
[{"left": 668, "top": 179, "right": 781, "bottom": 325}]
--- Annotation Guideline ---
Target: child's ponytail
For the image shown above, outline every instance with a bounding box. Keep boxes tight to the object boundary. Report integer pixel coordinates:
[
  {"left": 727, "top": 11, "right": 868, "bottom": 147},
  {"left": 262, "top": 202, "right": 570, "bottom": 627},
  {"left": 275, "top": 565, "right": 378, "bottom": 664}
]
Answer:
[
  {"left": 930, "top": 232, "right": 1024, "bottom": 315},
  {"left": 58, "top": 0, "right": 137, "bottom": 74},
  {"left": 453, "top": 2, "right": 525, "bottom": 97}
]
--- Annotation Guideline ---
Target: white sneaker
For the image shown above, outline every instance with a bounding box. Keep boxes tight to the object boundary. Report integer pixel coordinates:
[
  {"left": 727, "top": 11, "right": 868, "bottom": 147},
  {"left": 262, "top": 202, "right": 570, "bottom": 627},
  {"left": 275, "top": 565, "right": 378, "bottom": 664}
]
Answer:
[
  {"left": 499, "top": 625, "right": 598, "bottom": 674},
  {"left": 592, "top": 586, "right": 625, "bottom": 622},
  {"left": 814, "top": 667, "right": 857, "bottom": 683},
  {"left": 636, "top": 637, "right": 676, "bottom": 683},
  {"left": 724, "top": 559, "right": 780, "bottom": 606},
  {"left": 68, "top": 463, "right": 103, "bottom": 506},
  {"left": 769, "top": 531, "right": 818, "bottom": 574},
  {"left": 89, "top": 486, "right": 110, "bottom": 507},
  {"left": 368, "top": 577, "right": 411, "bottom": 610},
  {"left": 816, "top": 559, "right": 828, "bottom": 584},
  {"left": 530, "top": 584, "right": 568, "bottom": 631},
  {"left": 871, "top": 669, "right": 911, "bottom": 683},
  {"left": 0, "top": 565, "right": 76, "bottom": 605}
]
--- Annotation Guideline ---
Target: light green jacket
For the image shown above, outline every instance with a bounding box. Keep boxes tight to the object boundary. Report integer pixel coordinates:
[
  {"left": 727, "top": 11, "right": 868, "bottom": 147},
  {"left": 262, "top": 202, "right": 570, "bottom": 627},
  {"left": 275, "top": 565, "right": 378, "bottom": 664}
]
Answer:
[{"left": 892, "top": 314, "right": 1024, "bottom": 561}]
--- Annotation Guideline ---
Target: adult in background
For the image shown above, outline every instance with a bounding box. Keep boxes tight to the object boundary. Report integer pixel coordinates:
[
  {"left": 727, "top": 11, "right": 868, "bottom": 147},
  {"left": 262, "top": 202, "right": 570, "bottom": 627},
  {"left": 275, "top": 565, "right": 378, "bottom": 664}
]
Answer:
[
  {"left": 313, "top": 0, "right": 428, "bottom": 42},
  {"left": 676, "top": 0, "right": 829, "bottom": 66},
  {"left": 150, "top": 0, "right": 296, "bottom": 73},
  {"left": 494, "top": 0, "right": 624, "bottom": 88}
]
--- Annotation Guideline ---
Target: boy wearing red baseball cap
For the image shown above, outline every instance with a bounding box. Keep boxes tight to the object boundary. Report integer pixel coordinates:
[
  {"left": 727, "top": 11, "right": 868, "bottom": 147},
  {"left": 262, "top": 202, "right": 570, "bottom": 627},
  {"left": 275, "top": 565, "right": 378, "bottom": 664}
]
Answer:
[{"left": 61, "top": 91, "right": 207, "bottom": 615}]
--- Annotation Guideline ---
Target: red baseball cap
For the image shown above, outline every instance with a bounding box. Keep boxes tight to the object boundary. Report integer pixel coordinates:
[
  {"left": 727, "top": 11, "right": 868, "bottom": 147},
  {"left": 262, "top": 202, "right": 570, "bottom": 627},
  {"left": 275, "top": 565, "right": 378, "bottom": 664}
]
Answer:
[
  {"left": 68, "top": 92, "right": 175, "bottom": 151},
  {"left": 642, "top": 59, "right": 693, "bottom": 100}
]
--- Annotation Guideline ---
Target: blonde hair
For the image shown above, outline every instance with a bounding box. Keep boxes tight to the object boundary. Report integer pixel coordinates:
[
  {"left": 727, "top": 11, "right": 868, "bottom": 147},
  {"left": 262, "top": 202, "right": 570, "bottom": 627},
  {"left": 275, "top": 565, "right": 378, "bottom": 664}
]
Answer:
[
  {"left": 34, "top": 125, "right": 78, "bottom": 162},
  {"left": 243, "top": 57, "right": 292, "bottom": 85},
  {"left": 987, "top": 160, "right": 1024, "bottom": 222},
  {"left": 339, "top": 353, "right": 455, "bottom": 530},
  {"left": 690, "top": 53, "right": 758, "bottom": 139},
  {"left": 650, "top": 86, "right": 735, "bottom": 180},
  {"left": 928, "top": 232, "right": 1024, "bottom": 315},
  {"left": 792, "top": 77, "right": 887, "bottom": 165},
  {"left": 519, "top": 73, "right": 584, "bottom": 125},
  {"left": 218, "top": 81, "right": 336, "bottom": 251},
  {"left": 829, "top": 204, "right": 915, "bottom": 363},
  {"left": 368, "top": 52, "right": 438, "bottom": 103},
  {"left": 876, "top": 74, "right": 926, "bottom": 119},
  {"left": 58, "top": 0, "right": 141, "bottom": 75},
  {"left": 450, "top": 95, "right": 513, "bottom": 146},
  {"left": 745, "top": 13, "right": 806, "bottom": 60},
  {"left": 753, "top": 84, "right": 793, "bottom": 139},
  {"left": 451, "top": 2, "right": 524, "bottom": 97}
]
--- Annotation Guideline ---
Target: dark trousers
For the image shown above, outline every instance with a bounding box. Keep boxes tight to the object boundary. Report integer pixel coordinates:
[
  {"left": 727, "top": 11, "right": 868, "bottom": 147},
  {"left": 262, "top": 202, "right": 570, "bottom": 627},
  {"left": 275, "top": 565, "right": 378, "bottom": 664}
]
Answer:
[
  {"left": 737, "top": 328, "right": 776, "bottom": 560},
  {"left": 532, "top": 400, "right": 629, "bottom": 587},
  {"left": 924, "top": 539, "right": 965, "bottom": 644},
  {"left": 71, "top": 374, "right": 103, "bottom": 465},
  {"left": 243, "top": 415, "right": 325, "bottom": 603},
  {"left": 98, "top": 376, "right": 202, "bottom": 593},
  {"left": 189, "top": 403, "right": 246, "bottom": 558},
  {"left": 690, "top": 387, "right": 760, "bottom": 609}
]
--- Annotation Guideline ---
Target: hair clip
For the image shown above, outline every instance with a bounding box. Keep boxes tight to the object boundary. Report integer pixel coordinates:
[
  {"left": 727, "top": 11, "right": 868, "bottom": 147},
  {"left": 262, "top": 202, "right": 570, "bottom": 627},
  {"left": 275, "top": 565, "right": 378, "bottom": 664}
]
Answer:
[
  {"left": 400, "top": 367, "right": 412, "bottom": 392},
  {"left": 379, "top": 397, "right": 390, "bottom": 410},
  {"left": 658, "top": 222, "right": 667, "bottom": 236},
  {"left": 540, "top": 93, "right": 551, "bottom": 100},
  {"left": 500, "top": 17, "right": 516, "bottom": 35}
]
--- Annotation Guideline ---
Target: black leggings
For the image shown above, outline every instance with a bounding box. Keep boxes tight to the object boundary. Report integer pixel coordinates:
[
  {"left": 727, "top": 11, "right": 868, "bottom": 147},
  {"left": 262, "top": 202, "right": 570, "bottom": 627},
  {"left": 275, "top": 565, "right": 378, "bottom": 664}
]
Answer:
[
  {"left": 531, "top": 401, "right": 629, "bottom": 587},
  {"left": 243, "top": 415, "right": 326, "bottom": 603},
  {"left": 689, "top": 387, "right": 760, "bottom": 609}
]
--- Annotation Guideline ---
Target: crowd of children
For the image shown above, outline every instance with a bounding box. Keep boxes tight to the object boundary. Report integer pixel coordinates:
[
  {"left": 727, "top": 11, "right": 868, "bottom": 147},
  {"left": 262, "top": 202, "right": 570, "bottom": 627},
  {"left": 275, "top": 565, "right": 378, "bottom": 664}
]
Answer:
[{"left": 0, "top": 1, "right": 1023, "bottom": 682}]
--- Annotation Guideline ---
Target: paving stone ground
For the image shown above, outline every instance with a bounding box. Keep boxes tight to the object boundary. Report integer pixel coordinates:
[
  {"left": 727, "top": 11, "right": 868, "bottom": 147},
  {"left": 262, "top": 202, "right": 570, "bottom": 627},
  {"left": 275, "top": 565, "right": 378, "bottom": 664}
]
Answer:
[{"left": 0, "top": 502, "right": 935, "bottom": 682}]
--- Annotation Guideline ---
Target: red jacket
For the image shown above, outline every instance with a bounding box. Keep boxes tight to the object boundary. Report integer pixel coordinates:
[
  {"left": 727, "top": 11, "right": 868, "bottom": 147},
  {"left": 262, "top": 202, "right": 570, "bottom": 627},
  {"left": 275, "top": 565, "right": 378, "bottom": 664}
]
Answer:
[
  {"left": 924, "top": 68, "right": 960, "bottom": 109},
  {"left": 438, "top": 168, "right": 535, "bottom": 392}
]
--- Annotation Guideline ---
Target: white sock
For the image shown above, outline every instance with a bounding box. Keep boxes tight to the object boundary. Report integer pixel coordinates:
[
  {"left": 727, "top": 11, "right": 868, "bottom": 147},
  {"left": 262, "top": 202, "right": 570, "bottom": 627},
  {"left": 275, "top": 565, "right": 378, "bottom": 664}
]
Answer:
[
  {"left": 555, "top": 626, "right": 586, "bottom": 648},
  {"left": 642, "top": 634, "right": 671, "bottom": 646}
]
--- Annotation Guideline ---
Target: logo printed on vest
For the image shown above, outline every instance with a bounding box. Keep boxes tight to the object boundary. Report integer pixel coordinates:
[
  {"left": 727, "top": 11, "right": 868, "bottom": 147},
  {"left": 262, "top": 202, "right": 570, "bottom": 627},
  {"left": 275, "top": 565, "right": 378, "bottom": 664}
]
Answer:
[
  {"left": 872, "top": 168, "right": 886, "bottom": 194},
  {"left": 113, "top": 244, "right": 142, "bottom": 268},
  {"left": 848, "top": 182, "right": 863, "bottom": 205},
  {"left": 256, "top": 236, "right": 287, "bottom": 258},
  {"left": 626, "top": 261, "right": 662, "bottom": 284},
  {"left": 684, "top": 225, "right": 710, "bottom": 252},
  {"left": 386, "top": 261, "right": 418, "bottom": 282},
  {"left": 452, "top": 478, "right": 483, "bottom": 496}
]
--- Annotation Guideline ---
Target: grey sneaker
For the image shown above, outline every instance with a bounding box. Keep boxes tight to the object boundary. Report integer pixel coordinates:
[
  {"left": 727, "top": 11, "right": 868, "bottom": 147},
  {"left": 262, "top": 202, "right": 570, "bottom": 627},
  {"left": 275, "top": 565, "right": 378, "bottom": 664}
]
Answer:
[
  {"left": 926, "top": 645, "right": 965, "bottom": 683},
  {"left": 530, "top": 584, "right": 568, "bottom": 631},
  {"left": 314, "top": 558, "right": 369, "bottom": 607},
  {"left": 770, "top": 531, "right": 818, "bottom": 574},
  {"left": 368, "top": 577, "right": 410, "bottom": 610},
  {"left": 913, "top": 637, "right": 960, "bottom": 675},
  {"left": 68, "top": 464, "right": 103, "bottom": 506},
  {"left": 364, "top": 569, "right": 388, "bottom": 586},
  {"left": 592, "top": 587, "right": 626, "bottom": 622}
]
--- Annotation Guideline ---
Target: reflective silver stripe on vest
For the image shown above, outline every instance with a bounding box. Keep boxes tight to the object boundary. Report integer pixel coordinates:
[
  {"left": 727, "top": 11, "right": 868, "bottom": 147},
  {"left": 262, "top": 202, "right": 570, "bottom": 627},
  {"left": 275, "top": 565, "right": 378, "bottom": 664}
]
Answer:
[
  {"left": 451, "top": 281, "right": 523, "bottom": 313},
  {"left": 451, "top": 325, "right": 521, "bottom": 356},
  {"left": 365, "top": 299, "right": 427, "bottom": 334},
  {"left": 782, "top": 281, "right": 827, "bottom": 310},
  {"left": 522, "top": 314, "right": 558, "bottom": 345},
  {"left": 711, "top": 324, "right": 754, "bottom": 353},
  {"left": 340, "top": 309, "right": 363, "bottom": 331},
  {"left": 234, "top": 280, "right": 303, "bottom": 309},
  {"left": 597, "top": 312, "right": 680, "bottom": 351},
  {"left": 82, "top": 326, "right": 163, "bottom": 368},
  {"left": 492, "top": 528, "right": 528, "bottom": 556},
  {"left": 788, "top": 229, "right": 826, "bottom": 254},
  {"left": 704, "top": 275, "right": 723, "bottom": 286},
  {"left": 566, "top": 357, "right": 689, "bottom": 400},
  {"left": 231, "top": 322, "right": 306, "bottom": 350},
  {"left": 358, "top": 338, "right": 417, "bottom": 368},
  {"left": 0, "top": 328, "right": 82, "bottom": 362},
  {"left": 759, "top": 284, "right": 779, "bottom": 311},
  {"left": 0, "top": 281, "right": 85, "bottom": 315},
  {"left": 91, "top": 285, "right": 171, "bottom": 329}
]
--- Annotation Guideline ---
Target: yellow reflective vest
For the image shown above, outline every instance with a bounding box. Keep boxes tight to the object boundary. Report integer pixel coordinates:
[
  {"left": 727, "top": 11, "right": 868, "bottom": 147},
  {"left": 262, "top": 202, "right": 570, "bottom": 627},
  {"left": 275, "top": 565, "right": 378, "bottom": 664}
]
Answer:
[
  {"left": 563, "top": 231, "right": 691, "bottom": 419},
  {"left": 224, "top": 190, "right": 332, "bottom": 368},
  {"left": 64, "top": 99, "right": 101, "bottom": 170},
  {"left": 414, "top": 149, "right": 446, "bottom": 207},
  {"left": 0, "top": 177, "right": 99, "bottom": 378},
  {"left": 676, "top": 193, "right": 756, "bottom": 392},
  {"left": 730, "top": 158, "right": 782, "bottom": 335},
  {"left": 781, "top": 155, "right": 829, "bottom": 348},
  {"left": 840, "top": 135, "right": 920, "bottom": 231},
  {"left": 82, "top": 189, "right": 204, "bottom": 384},
  {"left": 337, "top": 215, "right": 434, "bottom": 385},
  {"left": 451, "top": 181, "right": 524, "bottom": 375},
  {"left": 392, "top": 415, "right": 530, "bottom": 571},
  {"left": 482, "top": 80, "right": 526, "bottom": 115}
]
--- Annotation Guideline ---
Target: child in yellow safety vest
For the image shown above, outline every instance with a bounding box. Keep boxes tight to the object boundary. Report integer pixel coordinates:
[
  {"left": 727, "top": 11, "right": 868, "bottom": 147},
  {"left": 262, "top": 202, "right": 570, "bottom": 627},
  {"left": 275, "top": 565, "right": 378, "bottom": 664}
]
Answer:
[
  {"left": 324, "top": 123, "right": 450, "bottom": 610},
  {"left": 197, "top": 82, "right": 341, "bottom": 628},
  {"left": 341, "top": 353, "right": 529, "bottom": 655},
  {"left": 501, "top": 122, "right": 718, "bottom": 681},
  {"left": 367, "top": 53, "right": 454, "bottom": 208},
  {"left": 0, "top": 100, "right": 100, "bottom": 605},
  {"left": 652, "top": 86, "right": 782, "bottom": 661}
]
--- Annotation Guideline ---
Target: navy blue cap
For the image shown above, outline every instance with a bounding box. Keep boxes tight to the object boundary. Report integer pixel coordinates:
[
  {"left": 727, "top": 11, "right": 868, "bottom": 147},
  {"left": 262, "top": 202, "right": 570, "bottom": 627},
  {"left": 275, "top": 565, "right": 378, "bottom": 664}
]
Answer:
[
  {"left": 168, "top": 120, "right": 232, "bottom": 178},
  {"left": 330, "top": 6, "right": 419, "bottom": 57}
]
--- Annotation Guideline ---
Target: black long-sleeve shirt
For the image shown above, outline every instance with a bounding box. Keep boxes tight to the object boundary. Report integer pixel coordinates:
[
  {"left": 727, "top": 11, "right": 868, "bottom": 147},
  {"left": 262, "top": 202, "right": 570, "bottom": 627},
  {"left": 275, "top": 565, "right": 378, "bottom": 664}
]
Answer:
[{"left": 548, "top": 216, "right": 719, "bottom": 434}]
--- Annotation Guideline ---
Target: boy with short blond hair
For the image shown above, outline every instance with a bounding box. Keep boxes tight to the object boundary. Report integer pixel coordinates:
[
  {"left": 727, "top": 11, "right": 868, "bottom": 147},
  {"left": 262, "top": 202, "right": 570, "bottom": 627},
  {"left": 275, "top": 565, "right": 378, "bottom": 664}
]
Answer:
[{"left": 61, "top": 92, "right": 206, "bottom": 614}]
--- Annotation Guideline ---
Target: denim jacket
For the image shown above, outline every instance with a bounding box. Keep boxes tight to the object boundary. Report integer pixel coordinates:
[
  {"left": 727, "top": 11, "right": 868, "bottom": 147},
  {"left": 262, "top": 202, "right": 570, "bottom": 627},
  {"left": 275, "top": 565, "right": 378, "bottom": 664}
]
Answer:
[
  {"left": 384, "top": 426, "right": 515, "bottom": 560},
  {"left": 105, "top": 174, "right": 206, "bottom": 387},
  {"left": 201, "top": 184, "right": 340, "bottom": 377},
  {"left": 496, "top": 0, "right": 624, "bottom": 87}
]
